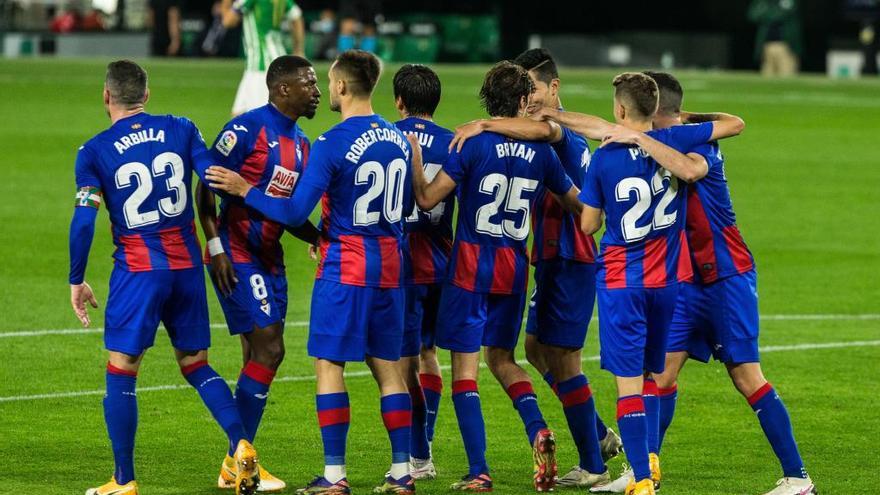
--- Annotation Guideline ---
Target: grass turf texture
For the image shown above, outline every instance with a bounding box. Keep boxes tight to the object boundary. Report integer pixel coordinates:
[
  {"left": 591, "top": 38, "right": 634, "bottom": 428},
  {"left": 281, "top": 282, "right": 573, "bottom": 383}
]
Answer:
[{"left": 0, "top": 58, "right": 878, "bottom": 494}]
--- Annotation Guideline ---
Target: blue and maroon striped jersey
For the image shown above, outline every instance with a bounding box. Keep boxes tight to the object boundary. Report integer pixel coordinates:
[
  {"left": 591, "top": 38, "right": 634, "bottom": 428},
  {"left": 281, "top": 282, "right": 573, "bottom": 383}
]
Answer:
[
  {"left": 579, "top": 123, "right": 714, "bottom": 289},
  {"left": 531, "top": 124, "right": 598, "bottom": 264},
  {"left": 302, "top": 115, "right": 413, "bottom": 288},
  {"left": 685, "top": 142, "right": 755, "bottom": 284},
  {"left": 74, "top": 113, "right": 205, "bottom": 272},
  {"left": 204, "top": 104, "right": 310, "bottom": 273},
  {"left": 443, "top": 132, "right": 573, "bottom": 295},
  {"left": 395, "top": 117, "right": 455, "bottom": 286}
]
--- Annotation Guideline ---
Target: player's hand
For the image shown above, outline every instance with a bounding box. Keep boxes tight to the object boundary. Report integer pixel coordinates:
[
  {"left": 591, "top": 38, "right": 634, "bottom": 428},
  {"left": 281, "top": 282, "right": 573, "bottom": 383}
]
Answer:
[
  {"left": 308, "top": 243, "right": 321, "bottom": 261},
  {"left": 209, "top": 253, "right": 238, "bottom": 297},
  {"left": 206, "top": 166, "right": 252, "bottom": 197},
  {"left": 530, "top": 107, "right": 557, "bottom": 122},
  {"left": 70, "top": 282, "right": 98, "bottom": 327},
  {"left": 449, "top": 120, "right": 486, "bottom": 153},
  {"left": 600, "top": 124, "right": 643, "bottom": 147},
  {"left": 406, "top": 133, "right": 423, "bottom": 169}
]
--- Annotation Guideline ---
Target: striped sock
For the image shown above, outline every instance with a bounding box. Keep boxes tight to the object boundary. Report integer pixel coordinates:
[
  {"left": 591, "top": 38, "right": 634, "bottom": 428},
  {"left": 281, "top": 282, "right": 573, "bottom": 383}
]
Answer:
[
  {"left": 617, "top": 395, "right": 650, "bottom": 482},
  {"left": 235, "top": 361, "right": 275, "bottom": 443},
  {"left": 506, "top": 381, "right": 546, "bottom": 444},
  {"left": 452, "top": 380, "right": 489, "bottom": 476},
  {"left": 748, "top": 383, "right": 808, "bottom": 479},
  {"left": 542, "top": 371, "right": 559, "bottom": 396},
  {"left": 643, "top": 378, "right": 660, "bottom": 455},
  {"left": 557, "top": 374, "right": 605, "bottom": 473},
  {"left": 409, "top": 386, "right": 430, "bottom": 460},
  {"left": 381, "top": 393, "right": 412, "bottom": 479},
  {"left": 419, "top": 373, "right": 442, "bottom": 443},
  {"left": 105, "top": 364, "right": 137, "bottom": 484},
  {"left": 181, "top": 360, "right": 245, "bottom": 456},
  {"left": 657, "top": 384, "right": 678, "bottom": 453},
  {"left": 317, "top": 392, "right": 350, "bottom": 483}
]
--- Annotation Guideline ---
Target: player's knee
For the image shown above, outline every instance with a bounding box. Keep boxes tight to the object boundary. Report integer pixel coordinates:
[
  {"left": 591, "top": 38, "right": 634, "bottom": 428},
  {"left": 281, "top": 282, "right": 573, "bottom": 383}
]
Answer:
[
  {"left": 484, "top": 347, "right": 516, "bottom": 374},
  {"left": 727, "top": 362, "right": 766, "bottom": 397},
  {"left": 653, "top": 372, "right": 677, "bottom": 390},
  {"left": 524, "top": 337, "right": 542, "bottom": 368}
]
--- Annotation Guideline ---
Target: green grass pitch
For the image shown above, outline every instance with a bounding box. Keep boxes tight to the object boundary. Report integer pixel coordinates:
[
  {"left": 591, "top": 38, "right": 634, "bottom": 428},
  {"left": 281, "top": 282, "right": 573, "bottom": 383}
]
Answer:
[{"left": 0, "top": 58, "right": 878, "bottom": 494}]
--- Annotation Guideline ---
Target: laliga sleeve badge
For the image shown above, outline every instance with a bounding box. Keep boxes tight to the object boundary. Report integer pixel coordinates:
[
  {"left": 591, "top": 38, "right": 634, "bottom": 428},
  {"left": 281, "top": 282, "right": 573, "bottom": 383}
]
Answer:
[{"left": 216, "top": 130, "right": 238, "bottom": 156}]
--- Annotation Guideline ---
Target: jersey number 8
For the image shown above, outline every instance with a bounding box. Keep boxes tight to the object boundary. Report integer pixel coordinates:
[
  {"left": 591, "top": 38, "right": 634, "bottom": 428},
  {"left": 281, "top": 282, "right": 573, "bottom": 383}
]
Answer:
[{"left": 115, "top": 152, "right": 187, "bottom": 229}]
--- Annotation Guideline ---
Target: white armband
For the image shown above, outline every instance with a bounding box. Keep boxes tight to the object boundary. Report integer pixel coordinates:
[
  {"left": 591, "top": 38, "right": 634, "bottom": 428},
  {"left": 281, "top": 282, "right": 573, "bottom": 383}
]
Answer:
[{"left": 207, "top": 237, "right": 224, "bottom": 257}]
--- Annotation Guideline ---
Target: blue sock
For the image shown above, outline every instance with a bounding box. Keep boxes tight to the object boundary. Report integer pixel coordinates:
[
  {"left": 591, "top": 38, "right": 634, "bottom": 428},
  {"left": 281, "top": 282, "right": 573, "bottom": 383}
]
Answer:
[
  {"left": 507, "top": 381, "right": 546, "bottom": 445},
  {"left": 541, "top": 371, "right": 558, "bottom": 396},
  {"left": 748, "top": 383, "right": 808, "bottom": 479},
  {"left": 419, "top": 373, "right": 442, "bottom": 443},
  {"left": 360, "top": 36, "right": 377, "bottom": 53},
  {"left": 381, "top": 393, "right": 412, "bottom": 465},
  {"left": 338, "top": 34, "right": 355, "bottom": 52},
  {"left": 181, "top": 361, "right": 246, "bottom": 456},
  {"left": 557, "top": 375, "right": 605, "bottom": 474},
  {"left": 617, "top": 395, "right": 651, "bottom": 482},
  {"left": 317, "top": 392, "right": 350, "bottom": 468},
  {"left": 643, "top": 379, "right": 660, "bottom": 455},
  {"left": 409, "top": 386, "right": 430, "bottom": 460},
  {"left": 452, "top": 380, "right": 489, "bottom": 476},
  {"left": 596, "top": 413, "right": 609, "bottom": 440},
  {"left": 235, "top": 361, "right": 275, "bottom": 443},
  {"left": 105, "top": 364, "right": 138, "bottom": 484},
  {"left": 657, "top": 384, "right": 678, "bottom": 453}
]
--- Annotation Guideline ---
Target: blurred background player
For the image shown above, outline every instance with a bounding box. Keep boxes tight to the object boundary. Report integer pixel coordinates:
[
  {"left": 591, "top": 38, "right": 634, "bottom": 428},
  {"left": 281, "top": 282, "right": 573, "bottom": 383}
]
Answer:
[
  {"left": 574, "top": 72, "right": 742, "bottom": 495},
  {"left": 644, "top": 71, "right": 815, "bottom": 495},
  {"left": 410, "top": 61, "right": 585, "bottom": 493},
  {"left": 216, "top": 0, "right": 305, "bottom": 116},
  {"left": 337, "top": 0, "right": 383, "bottom": 54},
  {"left": 207, "top": 50, "right": 417, "bottom": 495},
  {"left": 447, "top": 48, "right": 621, "bottom": 488},
  {"left": 195, "top": 54, "right": 321, "bottom": 493},
  {"left": 392, "top": 63, "right": 454, "bottom": 481},
  {"left": 69, "top": 60, "right": 259, "bottom": 495},
  {"left": 146, "top": 0, "right": 182, "bottom": 56}
]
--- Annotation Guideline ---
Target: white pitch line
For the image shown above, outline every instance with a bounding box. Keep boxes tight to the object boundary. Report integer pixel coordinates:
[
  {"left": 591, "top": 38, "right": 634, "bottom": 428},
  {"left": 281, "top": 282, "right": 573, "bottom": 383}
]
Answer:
[
  {"left": 2, "top": 314, "right": 877, "bottom": 339},
  {"left": 1, "top": 339, "right": 877, "bottom": 403}
]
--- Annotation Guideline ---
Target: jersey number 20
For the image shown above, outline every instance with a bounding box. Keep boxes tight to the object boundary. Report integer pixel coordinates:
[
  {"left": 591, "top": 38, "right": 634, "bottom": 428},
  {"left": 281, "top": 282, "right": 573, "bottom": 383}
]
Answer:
[
  {"left": 115, "top": 152, "right": 187, "bottom": 229},
  {"left": 353, "top": 158, "right": 407, "bottom": 226}
]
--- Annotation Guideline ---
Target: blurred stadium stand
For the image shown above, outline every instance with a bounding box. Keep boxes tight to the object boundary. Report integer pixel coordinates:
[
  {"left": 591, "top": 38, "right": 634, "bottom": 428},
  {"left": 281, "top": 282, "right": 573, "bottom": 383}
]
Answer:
[{"left": 1, "top": 0, "right": 877, "bottom": 76}]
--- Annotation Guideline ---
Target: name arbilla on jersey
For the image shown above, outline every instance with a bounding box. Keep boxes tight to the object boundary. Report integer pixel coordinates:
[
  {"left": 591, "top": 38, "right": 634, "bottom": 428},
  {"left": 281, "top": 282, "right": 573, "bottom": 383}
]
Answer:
[
  {"left": 113, "top": 128, "right": 165, "bottom": 154},
  {"left": 265, "top": 165, "right": 299, "bottom": 198}
]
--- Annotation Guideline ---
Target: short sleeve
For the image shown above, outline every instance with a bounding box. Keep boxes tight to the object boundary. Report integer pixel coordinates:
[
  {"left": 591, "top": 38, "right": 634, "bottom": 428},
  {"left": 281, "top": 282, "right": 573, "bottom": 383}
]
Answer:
[
  {"left": 542, "top": 147, "right": 573, "bottom": 196},
  {"left": 442, "top": 146, "right": 467, "bottom": 184},
  {"left": 298, "top": 136, "right": 337, "bottom": 192},
  {"left": 668, "top": 122, "right": 713, "bottom": 152},
  {"left": 74, "top": 145, "right": 101, "bottom": 189},
  {"left": 578, "top": 150, "right": 604, "bottom": 209}
]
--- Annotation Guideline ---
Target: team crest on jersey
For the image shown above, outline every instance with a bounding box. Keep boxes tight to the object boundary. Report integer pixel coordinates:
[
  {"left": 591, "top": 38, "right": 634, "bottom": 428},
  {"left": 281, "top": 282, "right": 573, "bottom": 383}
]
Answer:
[
  {"left": 131, "top": 123, "right": 141, "bottom": 130},
  {"left": 216, "top": 130, "right": 237, "bottom": 156},
  {"left": 265, "top": 165, "right": 299, "bottom": 198},
  {"left": 415, "top": 122, "right": 425, "bottom": 130},
  {"left": 370, "top": 122, "right": 379, "bottom": 128}
]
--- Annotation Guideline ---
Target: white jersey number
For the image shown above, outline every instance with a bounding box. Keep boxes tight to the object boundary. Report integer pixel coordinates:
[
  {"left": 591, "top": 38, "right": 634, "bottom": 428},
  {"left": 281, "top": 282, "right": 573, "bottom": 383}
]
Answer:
[
  {"left": 475, "top": 173, "right": 538, "bottom": 241},
  {"left": 406, "top": 162, "right": 445, "bottom": 225},
  {"left": 353, "top": 158, "right": 407, "bottom": 226},
  {"left": 615, "top": 168, "right": 679, "bottom": 242},
  {"left": 115, "top": 152, "right": 187, "bottom": 229}
]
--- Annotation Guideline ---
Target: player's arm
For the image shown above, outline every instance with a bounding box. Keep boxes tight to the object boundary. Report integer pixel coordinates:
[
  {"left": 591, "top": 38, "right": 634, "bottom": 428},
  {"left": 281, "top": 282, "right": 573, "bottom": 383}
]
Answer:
[
  {"left": 409, "top": 134, "right": 457, "bottom": 210},
  {"left": 449, "top": 118, "right": 563, "bottom": 153},
  {"left": 288, "top": 3, "right": 305, "bottom": 57},
  {"left": 578, "top": 150, "right": 605, "bottom": 235},
  {"left": 284, "top": 221, "right": 320, "bottom": 245},
  {"left": 167, "top": 3, "right": 182, "bottom": 56},
  {"left": 580, "top": 206, "right": 603, "bottom": 236},
  {"left": 535, "top": 107, "right": 615, "bottom": 141},
  {"left": 195, "top": 181, "right": 237, "bottom": 296},
  {"left": 681, "top": 111, "right": 745, "bottom": 141},
  {"left": 601, "top": 125, "right": 709, "bottom": 183},
  {"left": 221, "top": 0, "right": 243, "bottom": 28},
  {"left": 69, "top": 148, "right": 101, "bottom": 327}
]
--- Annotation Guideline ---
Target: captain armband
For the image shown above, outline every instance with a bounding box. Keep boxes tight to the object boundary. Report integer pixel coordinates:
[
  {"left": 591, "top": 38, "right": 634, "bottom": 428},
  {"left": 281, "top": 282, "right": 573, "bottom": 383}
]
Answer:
[{"left": 75, "top": 186, "right": 102, "bottom": 209}]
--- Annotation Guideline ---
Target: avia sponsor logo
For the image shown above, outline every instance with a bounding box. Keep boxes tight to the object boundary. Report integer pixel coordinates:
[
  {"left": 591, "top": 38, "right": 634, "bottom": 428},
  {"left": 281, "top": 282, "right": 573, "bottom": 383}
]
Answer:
[{"left": 264, "top": 165, "right": 299, "bottom": 198}]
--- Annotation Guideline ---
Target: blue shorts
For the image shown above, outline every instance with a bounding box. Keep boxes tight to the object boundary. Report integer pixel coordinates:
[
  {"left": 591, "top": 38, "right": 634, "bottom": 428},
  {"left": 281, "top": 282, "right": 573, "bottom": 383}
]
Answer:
[
  {"left": 209, "top": 263, "right": 287, "bottom": 335},
  {"left": 436, "top": 284, "right": 527, "bottom": 353},
  {"left": 525, "top": 258, "right": 596, "bottom": 349},
  {"left": 667, "top": 270, "right": 760, "bottom": 364},
  {"left": 597, "top": 285, "right": 680, "bottom": 377},
  {"left": 104, "top": 266, "right": 210, "bottom": 356},
  {"left": 402, "top": 284, "right": 442, "bottom": 357},
  {"left": 309, "top": 279, "right": 404, "bottom": 362}
]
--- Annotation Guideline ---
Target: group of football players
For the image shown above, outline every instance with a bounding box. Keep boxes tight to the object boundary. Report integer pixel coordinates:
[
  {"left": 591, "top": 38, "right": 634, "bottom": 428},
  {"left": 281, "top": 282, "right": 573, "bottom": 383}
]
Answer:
[{"left": 69, "top": 48, "right": 816, "bottom": 495}]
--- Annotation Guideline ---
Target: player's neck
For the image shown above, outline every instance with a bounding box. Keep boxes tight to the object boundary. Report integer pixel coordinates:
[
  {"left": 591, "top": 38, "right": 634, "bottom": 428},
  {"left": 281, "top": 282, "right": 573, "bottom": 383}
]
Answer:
[
  {"left": 404, "top": 113, "right": 433, "bottom": 122},
  {"left": 270, "top": 101, "right": 300, "bottom": 122},
  {"left": 653, "top": 113, "right": 681, "bottom": 130},
  {"left": 341, "top": 98, "right": 374, "bottom": 120},
  {"left": 109, "top": 105, "right": 145, "bottom": 125},
  {"left": 622, "top": 118, "right": 653, "bottom": 132}
]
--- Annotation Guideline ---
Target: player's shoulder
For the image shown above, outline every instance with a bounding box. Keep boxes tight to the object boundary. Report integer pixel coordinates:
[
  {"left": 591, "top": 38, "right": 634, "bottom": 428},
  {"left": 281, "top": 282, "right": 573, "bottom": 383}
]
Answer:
[{"left": 691, "top": 141, "right": 723, "bottom": 164}]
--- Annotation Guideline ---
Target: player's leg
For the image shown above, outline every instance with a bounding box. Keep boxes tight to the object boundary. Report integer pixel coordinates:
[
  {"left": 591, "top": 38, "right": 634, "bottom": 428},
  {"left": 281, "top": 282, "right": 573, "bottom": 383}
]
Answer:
[
  {"left": 650, "top": 351, "right": 688, "bottom": 452},
  {"left": 715, "top": 272, "right": 813, "bottom": 492},
  {"left": 483, "top": 291, "right": 556, "bottom": 492},
  {"left": 366, "top": 286, "right": 416, "bottom": 493},
  {"left": 524, "top": 270, "right": 555, "bottom": 394},
  {"left": 313, "top": 358, "right": 352, "bottom": 491},
  {"left": 400, "top": 286, "right": 432, "bottom": 470},
  {"left": 417, "top": 284, "right": 444, "bottom": 450},
  {"left": 435, "top": 284, "right": 492, "bottom": 490}
]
